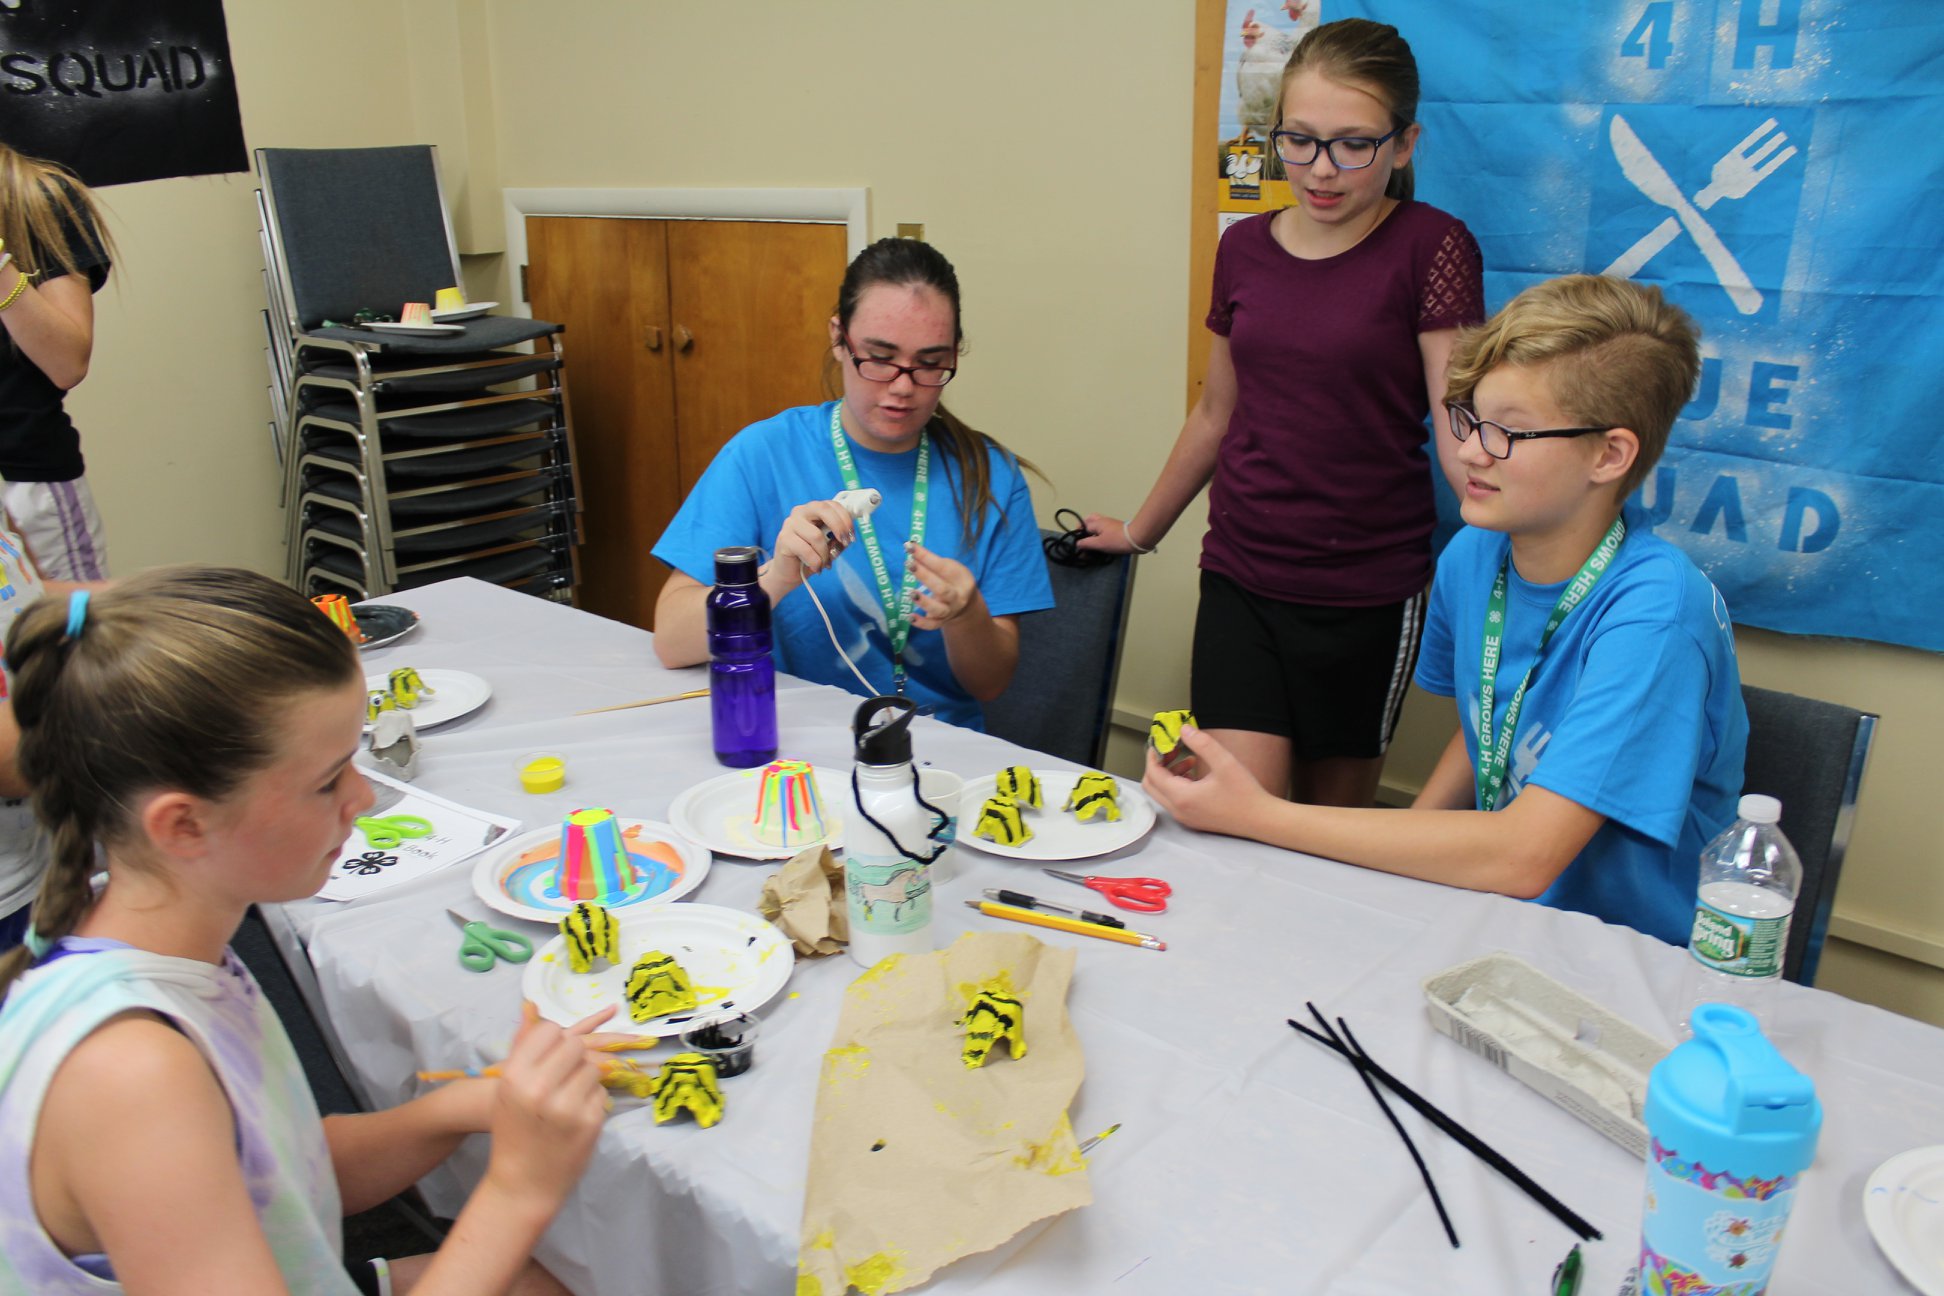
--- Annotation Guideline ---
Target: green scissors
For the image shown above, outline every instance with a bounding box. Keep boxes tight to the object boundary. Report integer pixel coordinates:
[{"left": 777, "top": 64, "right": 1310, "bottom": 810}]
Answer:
[
  {"left": 356, "top": 814, "right": 434, "bottom": 849},
  {"left": 446, "top": 908, "right": 533, "bottom": 973}
]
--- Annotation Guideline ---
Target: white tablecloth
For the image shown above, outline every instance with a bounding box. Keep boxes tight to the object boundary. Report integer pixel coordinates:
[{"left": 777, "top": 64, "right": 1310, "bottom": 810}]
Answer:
[{"left": 280, "top": 579, "right": 1942, "bottom": 1296}]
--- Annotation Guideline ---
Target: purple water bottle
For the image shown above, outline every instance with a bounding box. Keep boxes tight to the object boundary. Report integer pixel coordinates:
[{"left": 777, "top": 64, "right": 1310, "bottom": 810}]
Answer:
[{"left": 707, "top": 547, "right": 777, "bottom": 768}]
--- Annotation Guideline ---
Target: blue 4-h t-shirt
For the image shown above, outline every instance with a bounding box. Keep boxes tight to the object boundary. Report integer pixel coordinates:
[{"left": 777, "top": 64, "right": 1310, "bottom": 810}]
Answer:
[
  {"left": 1415, "top": 504, "right": 1749, "bottom": 945},
  {"left": 653, "top": 403, "right": 1053, "bottom": 730}
]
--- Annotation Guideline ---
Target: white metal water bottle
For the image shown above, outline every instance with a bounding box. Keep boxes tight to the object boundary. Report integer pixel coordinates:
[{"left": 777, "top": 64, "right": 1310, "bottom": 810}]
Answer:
[
  {"left": 1686, "top": 795, "right": 1801, "bottom": 1027},
  {"left": 844, "top": 697, "right": 949, "bottom": 970}
]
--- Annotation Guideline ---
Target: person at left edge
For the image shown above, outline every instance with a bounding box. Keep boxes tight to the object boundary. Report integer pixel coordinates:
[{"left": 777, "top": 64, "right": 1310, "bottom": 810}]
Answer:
[
  {"left": 651, "top": 238, "right": 1053, "bottom": 730},
  {"left": 0, "top": 140, "right": 115, "bottom": 582}
]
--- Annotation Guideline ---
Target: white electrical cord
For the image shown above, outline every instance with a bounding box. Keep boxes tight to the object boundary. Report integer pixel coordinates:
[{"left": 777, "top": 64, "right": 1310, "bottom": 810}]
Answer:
[{"left": 790, "top": 489, "right": 883, "bottom": 697}]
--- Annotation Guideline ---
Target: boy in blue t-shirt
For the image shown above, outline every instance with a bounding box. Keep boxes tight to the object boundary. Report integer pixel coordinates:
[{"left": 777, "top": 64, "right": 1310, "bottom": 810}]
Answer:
[{"left": 1143, "top": 275, "right": 1746, "bottom": 945}]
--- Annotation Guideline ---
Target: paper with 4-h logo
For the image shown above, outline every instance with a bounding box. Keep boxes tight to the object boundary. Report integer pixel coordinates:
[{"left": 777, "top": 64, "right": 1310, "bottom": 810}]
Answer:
[
  {"left": 797, "top": 932, "right": 1087, "bottom": 1295},
  {"left": 318, "top": 769, "right": 519, "bottom": 902},
  {"left": 1400, "top": 1, "right": 1944, "bottom": 652}
]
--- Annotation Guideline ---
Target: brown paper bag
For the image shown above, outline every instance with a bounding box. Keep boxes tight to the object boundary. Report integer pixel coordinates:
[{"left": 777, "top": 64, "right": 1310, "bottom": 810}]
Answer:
[{"left": 796, "top": 932, "right": 1089, "bottom": 1294}]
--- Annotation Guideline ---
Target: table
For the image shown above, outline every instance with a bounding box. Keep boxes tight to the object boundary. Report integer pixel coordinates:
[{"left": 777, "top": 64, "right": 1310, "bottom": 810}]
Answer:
[{"left": 280, "top": 578, "right": 1943, "bottom": 1295}]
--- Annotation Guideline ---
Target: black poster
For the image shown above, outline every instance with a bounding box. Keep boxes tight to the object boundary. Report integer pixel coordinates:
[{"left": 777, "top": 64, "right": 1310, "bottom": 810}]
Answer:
[{"left": 1, "top": 0, "right": 248, "bottom": 188}]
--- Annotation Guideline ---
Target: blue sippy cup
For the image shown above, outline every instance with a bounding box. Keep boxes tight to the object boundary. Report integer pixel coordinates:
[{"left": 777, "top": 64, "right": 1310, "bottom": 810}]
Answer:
[{"left": 1639, "top": 1003, "right": 1821, "bottom": 1295}]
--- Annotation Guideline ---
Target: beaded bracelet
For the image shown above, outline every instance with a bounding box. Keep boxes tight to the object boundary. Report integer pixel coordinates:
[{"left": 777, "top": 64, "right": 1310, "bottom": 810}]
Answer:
[{"left": 0, "top": 264, "right": 28, "bottom": 314}]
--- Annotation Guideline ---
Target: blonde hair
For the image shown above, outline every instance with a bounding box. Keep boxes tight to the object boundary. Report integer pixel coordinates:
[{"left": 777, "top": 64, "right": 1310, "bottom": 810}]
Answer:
[
  {"left": 1276, "top": 18, "right": 1421, "bottom": 203},
  {"left": 0, "top": 568, "right": 358, "bottom": 993},
  {"left": 1445, "top": 275, "right": 1702, "bottom": 497},
  {"left": 0, "top": 140, "right": 116, "bottom": 285}
]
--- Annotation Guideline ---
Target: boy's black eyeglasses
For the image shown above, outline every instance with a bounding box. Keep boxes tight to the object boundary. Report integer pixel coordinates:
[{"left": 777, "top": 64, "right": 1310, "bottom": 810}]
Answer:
[
  {"left": 1267, "top": 125, "right": 1404, "bottom": 170},
  {"left": 842, "top": 339, "right": 956, "bottom": 388},
  {"left": 1446, "top": 403, "right": 1616, "bottom": 460}
]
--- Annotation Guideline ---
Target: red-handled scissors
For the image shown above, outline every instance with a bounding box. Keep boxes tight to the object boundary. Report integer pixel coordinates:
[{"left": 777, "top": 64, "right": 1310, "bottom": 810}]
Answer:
[{"left": 1042, "top": 868, "right": 1171, "bottom": 914}]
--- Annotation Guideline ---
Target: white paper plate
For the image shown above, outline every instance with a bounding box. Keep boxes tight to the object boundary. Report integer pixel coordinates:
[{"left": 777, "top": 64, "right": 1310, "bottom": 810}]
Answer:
[
  {"left": 472, "top": 816, "right": 710, "bottom": 922},
  {"left": 363, "top": 669, "right": 490, "bottom": 731},
  {"left": 522, "top": 901, "right": 792, "bottom": 1035},
  {"left": 953, "top": 769, "right": 1155, "bottom": 862},
  {"left": 430, "top": 301, "right": 498, "bottom": 321},
  {"left": 1865, "top": 1146, "right": 1944, "bottom": 1294},
  {"left": 359, "top": 320, "right": 465, "bottom": 334},
  {"left": 668, "top": 764, "right": 849, "bottom": 860}
]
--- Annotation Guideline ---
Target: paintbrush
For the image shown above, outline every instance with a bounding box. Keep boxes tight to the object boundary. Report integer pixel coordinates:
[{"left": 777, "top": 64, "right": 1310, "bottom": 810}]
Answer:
[{"left": 575, "top": 687, "right": 709, "bottom": 716}]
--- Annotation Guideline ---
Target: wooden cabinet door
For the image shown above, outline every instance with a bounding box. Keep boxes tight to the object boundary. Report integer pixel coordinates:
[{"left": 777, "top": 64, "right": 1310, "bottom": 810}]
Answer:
[
  {"left": 666, "top": 220, "right": 849, "bottom": 494},
  {"left": 527, "top": 215, "right": 678, "bottom": 629},
  {"left": 526, "top": 216, "right": 849, "bottom": 630}
]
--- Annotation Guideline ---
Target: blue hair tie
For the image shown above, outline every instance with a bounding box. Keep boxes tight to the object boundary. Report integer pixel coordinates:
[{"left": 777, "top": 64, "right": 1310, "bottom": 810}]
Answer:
[
  {"left": 63, "top": 590, "right": 89, "bottom": 640},
  {"left": 22, "top": 927, "right": 50, "bottom": 960}
]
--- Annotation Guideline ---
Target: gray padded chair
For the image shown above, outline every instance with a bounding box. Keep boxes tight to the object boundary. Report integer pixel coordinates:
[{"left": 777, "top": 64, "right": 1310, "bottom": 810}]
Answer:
[
  {"left": 1739, "top": 684, "right": 1877, "bottom": 986},
  {"left": 982, "top": 532, "right": 1135, "bottom": 767}
]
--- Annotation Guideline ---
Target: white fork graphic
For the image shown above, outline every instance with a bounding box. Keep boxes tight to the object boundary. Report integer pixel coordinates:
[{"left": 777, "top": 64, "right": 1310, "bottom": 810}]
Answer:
[{"left": 1603, "top": 118, "right": 1798, "bottom": 291}]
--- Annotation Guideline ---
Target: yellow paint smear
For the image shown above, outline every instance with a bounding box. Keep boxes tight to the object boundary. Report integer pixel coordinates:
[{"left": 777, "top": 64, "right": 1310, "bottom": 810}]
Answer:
[
  {"left": 795, "top": 1273, "right": 823, "bottom": 1296},
  {"left": 844, "top": 1250, "right": 906, "bottom": 1295},
  {"left": 851, "top": 953, "right": 904, "bottom": 989},
  {"left": 1012, "top": 1114, "right": 1086, "bottom": 1177},
  {"left": 806, "top": 1229, "right": 835, "bottom": 1251},
  {"left": 825, "top": 1044, "right": 871, "bottom": 1082}
]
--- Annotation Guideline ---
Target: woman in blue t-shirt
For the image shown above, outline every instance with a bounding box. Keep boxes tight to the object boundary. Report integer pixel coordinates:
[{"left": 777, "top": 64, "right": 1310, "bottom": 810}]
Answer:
[
  {"left": 0, "top": 140, "right": 115, "bottom": 582},
  {"left": 652, "top": 238, "right": 1052, "bottom": 729}
]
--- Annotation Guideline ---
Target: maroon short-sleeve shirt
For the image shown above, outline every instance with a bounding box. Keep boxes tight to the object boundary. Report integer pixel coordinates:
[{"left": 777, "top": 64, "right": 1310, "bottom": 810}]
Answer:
[{"left": 1203, "top": 201, "right": 1485, "bottom": 605}]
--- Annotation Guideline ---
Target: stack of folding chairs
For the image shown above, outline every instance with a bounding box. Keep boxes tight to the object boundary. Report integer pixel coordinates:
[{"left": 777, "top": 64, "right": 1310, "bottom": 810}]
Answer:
[{"left": 256, "top": 145, "right": 581, "bottom": 600}]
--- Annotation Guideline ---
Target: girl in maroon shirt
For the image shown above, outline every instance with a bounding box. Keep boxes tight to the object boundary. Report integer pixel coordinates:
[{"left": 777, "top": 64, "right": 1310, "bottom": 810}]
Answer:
[{"left": 1084, "top": 18, "right": 1484, "bottom": 808}]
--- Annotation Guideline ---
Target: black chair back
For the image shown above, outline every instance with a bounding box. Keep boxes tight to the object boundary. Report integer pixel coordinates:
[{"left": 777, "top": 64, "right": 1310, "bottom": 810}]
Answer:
[
  {"left": 258, "top": 146, "right": 463, "bottom": 329},
  {"left": 982, "top": 533, "right": 1135, "bottom": 767},
  {"left": 1739, "top": 684, "right": 1876, "bottom": 985}
]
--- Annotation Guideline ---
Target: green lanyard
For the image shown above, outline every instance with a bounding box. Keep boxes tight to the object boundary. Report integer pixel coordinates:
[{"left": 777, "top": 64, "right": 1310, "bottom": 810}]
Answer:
[
  {"left": 1475, "top": 516, "right": 1626, "bottom": 810},
  {"left": 828, "top": 404, "right": 929, "bottom": 695}
]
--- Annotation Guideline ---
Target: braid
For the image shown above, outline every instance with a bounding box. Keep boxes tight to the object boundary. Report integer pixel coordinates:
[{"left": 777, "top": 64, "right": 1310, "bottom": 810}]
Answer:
[{"left": 0, "top": 568, "right": 358, "bottom": 993}]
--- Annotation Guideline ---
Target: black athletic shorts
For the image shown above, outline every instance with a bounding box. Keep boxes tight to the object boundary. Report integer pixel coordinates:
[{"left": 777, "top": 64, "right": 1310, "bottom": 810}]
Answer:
[{"left": 1190, "top": 570, "right": 1427, "bottom": 761}]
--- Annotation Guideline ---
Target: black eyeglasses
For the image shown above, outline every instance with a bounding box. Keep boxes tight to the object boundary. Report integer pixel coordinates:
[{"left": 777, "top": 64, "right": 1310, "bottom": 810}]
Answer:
[
  {"left": 1446, "top": 403, "right": 1616, "bottom": 460},
  {"left": 1268, "top": 125, "right": 1404, "bottom": 170},
  {"left": 842, "top": 339, "right": 956, "bottom": 388}
]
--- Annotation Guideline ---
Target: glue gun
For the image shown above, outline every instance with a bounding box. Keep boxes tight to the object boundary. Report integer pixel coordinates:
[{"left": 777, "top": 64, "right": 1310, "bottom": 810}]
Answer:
[{"left": 834, "top": 488, "right": 881, "bottom": 520}]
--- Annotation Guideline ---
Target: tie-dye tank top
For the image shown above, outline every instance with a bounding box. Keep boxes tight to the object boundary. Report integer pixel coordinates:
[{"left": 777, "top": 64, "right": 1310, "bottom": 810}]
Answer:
[{"left": 0, "top": 939, "right": 355, "bottom": 1293}]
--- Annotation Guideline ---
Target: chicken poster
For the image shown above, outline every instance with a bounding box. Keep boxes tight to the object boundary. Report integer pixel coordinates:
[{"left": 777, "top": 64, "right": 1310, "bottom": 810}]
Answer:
[
  {"left": 1212, "top": 0, "right": 1944, "bottom": 651},
  {"left": 0, "top": 0, "right": 249, "bottom": 188},
  {"left": 1218, "top": 2, "right": 1319, "bottom": 215}
]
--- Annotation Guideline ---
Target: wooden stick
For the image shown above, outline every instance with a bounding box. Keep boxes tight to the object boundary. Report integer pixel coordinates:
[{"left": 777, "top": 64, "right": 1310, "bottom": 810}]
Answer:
[
  {"left": 574, "top": 687, "right": 709, "bottom": 716},
  {"left": 1288, "top": 1014, "right": 1602, "bottom": 1241}
]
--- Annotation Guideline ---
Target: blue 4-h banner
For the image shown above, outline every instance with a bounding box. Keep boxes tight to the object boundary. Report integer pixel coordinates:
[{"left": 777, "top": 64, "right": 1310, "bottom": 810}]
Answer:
[{"left": 1368, "top": 0, "right": 1944, "bottom": 652}]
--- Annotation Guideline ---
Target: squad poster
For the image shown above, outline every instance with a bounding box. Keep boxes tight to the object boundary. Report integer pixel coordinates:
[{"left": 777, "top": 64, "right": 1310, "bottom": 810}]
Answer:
[{"left": 1, "top": 0, "right": 248, "bottom": 187}]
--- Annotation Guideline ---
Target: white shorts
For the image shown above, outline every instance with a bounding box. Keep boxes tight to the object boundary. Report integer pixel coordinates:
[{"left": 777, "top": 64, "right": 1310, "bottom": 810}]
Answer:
[{"left": 2, "top": 478, "right": 109, "bottom": 582}]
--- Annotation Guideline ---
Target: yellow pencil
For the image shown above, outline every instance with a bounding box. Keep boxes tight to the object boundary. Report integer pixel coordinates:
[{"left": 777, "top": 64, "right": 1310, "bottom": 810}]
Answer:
[{"left": 963, "top": 900, "right": 1166, "bottom": 951}]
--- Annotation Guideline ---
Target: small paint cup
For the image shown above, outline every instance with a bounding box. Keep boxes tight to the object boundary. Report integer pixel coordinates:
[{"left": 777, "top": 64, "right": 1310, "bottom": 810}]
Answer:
[
  {"left": 679, "top": 1015, "right": 759, "bottom": 1078},
  {"left": 518, "top": 751, "right": 567, "bottom": 794},
  {"left": 435, "top": 286, "right": 467, "bottom": 311},
  {"left": 917, "top": 767, "right": 963, "bottom": 846}
]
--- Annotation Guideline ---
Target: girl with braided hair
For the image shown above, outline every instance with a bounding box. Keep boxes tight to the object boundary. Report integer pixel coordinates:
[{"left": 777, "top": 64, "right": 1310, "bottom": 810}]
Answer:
[{"left": 0, "top": 568, "right": 610, "bottom": 1295}]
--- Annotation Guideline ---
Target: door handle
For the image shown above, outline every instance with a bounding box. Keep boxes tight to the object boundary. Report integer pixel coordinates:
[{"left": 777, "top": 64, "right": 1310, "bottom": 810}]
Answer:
[
  {"left": 644, "top": 325, "right": 663, "bottom": 352},
  {"left": 675, "top": 325, "right": 695, "bottom": 353}
]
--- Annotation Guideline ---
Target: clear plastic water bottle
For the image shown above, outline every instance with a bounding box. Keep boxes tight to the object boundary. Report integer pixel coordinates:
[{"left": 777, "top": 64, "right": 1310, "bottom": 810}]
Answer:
[
  {"left": 1685, "top": 795, "right": 1800, "bottom": 1027},
  {"left": 706, "top": 547, "right": 777, "bottom": 769}
]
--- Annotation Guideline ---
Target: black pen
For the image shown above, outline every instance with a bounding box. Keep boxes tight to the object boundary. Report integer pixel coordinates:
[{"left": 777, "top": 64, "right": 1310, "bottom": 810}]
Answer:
[{"left": 982, "top": 888, "right": 1125, "bottom": 929}]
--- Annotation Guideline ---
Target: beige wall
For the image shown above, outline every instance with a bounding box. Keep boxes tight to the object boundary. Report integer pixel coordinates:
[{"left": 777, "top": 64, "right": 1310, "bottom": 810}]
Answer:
[{"left": 71, "top": 1, "right": 1942, "bottom": 1025}]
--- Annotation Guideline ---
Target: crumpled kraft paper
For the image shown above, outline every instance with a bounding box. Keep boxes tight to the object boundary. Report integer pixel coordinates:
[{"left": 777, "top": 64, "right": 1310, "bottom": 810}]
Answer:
[
  {"left": 796, "top": 932, "right": 1089, "bottom": 1295},
  {"left": 760, "top": 845, "right": 849, "bottom": 957}
]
